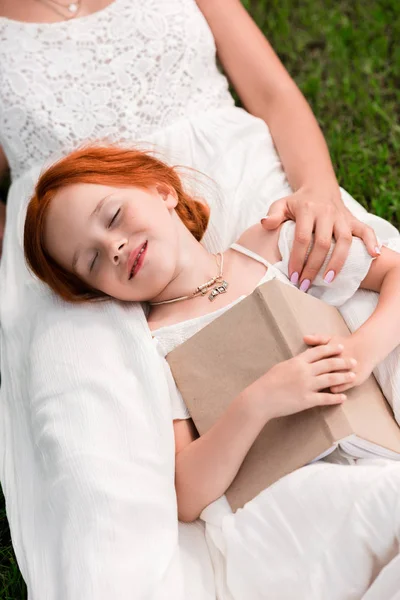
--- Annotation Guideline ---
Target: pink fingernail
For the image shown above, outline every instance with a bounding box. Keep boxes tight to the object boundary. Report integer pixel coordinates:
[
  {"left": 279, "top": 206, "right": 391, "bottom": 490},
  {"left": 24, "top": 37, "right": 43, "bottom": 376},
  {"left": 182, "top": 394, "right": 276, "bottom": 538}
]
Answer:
[
  {"left": 260, "top": 217, "right": 269, "bottom": 224},
  {"left": 290, "top": 271, "right": 299, "bottom": 285},
  {"left": 300, "top": 279, "right": 310, "bottom": 292},
  {"left": 375, "top": 246, "right": 381, "bottom": 255},
  {"left": 324, "top": 270, "right": 335, "bottom": 284}
]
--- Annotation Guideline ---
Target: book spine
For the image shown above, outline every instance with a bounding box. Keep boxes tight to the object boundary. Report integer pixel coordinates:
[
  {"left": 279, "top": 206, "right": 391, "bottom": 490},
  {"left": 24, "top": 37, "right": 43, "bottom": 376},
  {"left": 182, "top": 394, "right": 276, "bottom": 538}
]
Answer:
[{"left": 253, "top": 287, "right": 294, "bottom": 360}]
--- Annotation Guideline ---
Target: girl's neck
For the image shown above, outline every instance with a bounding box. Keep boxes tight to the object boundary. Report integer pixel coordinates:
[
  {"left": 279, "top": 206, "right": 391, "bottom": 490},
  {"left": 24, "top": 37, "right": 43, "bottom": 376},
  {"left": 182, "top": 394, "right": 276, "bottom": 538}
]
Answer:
[{"left": 147, "top": 247, "right": 268, "bottom": 332}]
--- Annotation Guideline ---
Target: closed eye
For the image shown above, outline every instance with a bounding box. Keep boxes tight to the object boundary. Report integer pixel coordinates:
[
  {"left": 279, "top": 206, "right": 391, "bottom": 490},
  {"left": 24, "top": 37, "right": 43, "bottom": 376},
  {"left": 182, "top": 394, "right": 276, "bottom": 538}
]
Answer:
[
  {"left": 90, "top": 252, "right": 98, "bottom": 272},
  {"left": 108, "top": 208, "right": 120, "bottom": 228}
]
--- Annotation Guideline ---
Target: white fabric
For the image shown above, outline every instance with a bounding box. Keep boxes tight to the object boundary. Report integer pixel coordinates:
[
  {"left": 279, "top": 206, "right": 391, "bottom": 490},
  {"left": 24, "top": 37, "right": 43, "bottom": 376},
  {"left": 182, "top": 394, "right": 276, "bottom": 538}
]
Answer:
[
  {"left": 1, "top": 1, "right": 400, "bottom": 598},
  {"left": 203, "top": 459, "right": 400, "bottom": 600}
]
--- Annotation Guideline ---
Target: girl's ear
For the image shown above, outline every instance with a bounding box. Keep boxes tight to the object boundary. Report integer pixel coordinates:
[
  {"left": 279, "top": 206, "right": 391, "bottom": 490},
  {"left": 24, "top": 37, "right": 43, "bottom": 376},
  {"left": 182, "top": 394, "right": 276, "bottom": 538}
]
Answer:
[{"left": 156, "top": 183, "right": 178, "bottom": 208}]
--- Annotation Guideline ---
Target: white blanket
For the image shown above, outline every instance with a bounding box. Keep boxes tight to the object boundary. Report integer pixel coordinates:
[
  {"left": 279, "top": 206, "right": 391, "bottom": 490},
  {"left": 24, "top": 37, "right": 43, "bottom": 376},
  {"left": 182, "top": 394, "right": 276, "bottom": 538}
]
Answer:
[{"left": 1, "top": 106, "right": 399, "bottom": 599}]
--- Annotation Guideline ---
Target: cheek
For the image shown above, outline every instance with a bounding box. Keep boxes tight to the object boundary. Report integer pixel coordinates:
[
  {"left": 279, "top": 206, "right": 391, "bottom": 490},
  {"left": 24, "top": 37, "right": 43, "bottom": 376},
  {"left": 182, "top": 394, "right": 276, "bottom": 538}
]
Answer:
[
  {"left": 122, "top": 205, "right": 149, "bottom": 229},
  {"left": 90, "top": 266, "right": 119, "bottom": 297}
]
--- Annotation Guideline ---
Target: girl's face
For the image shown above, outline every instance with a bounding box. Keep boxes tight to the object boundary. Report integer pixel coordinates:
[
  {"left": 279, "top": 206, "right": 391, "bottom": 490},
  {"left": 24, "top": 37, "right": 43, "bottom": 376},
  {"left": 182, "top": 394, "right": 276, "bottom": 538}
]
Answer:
[{"left": 44, "top": 182, "right": 181, "bottom": 301}]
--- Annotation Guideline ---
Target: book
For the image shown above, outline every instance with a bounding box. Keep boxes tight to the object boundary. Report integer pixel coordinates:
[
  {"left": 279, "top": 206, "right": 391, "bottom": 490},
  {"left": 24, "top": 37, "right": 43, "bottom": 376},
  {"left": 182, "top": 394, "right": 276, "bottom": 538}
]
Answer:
[{"left": 166, "top": 278, "right": 400, "bottom": 511}]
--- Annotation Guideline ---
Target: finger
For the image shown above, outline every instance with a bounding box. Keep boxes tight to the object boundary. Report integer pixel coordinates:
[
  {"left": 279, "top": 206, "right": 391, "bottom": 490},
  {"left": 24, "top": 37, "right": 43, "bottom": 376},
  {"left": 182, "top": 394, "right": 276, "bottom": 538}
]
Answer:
[
  {"left": 312, "top": 357, "right": 357, "bottom": 376},
  {"left": 299, "top": 213, "right": 334, "bottom": 287},
  {"left": 330, "top": 382, "right": 356, "bottom": 393},
  {"left": 288, "top": 212, "right": 315, "bottom": 285},
  {"left": 304, "top": 342, "right": 344, "bottom": 363},
  {"left": 303, "top": 334, "right": 331, "bottom": 346},
  {"left": 351, "top": 220, "right": 380, "bottom": 257},
  {"left": 261, "top": 199, "right": 288, "bottom": 230},
  {"left": 315, "top": 370, "right": 356, "bottom": 391},
  {"left": 320, "top": 221, "right": 352, "bottom": 282},
  {"left": 312, "top": 392, "right": 347, "bottom": 406}
]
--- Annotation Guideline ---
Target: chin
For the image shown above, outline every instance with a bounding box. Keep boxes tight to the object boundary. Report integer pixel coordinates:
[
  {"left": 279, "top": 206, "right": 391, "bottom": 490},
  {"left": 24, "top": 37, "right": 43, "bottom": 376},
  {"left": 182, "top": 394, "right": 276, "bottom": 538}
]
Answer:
[{"left": 101, "top": 288, "right": 135, "bottom": 302}]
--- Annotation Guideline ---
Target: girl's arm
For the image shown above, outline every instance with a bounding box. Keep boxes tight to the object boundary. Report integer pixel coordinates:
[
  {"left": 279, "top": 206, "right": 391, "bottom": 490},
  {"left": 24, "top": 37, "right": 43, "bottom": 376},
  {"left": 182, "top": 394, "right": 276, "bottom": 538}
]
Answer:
[
  {"left": 238, "top": 221, "right": 400, "bottom": 392},
  {"left": 174, "top": 392, "right": 266, "bottom": 522},
  {"left": 196, "top": 0, "right": 379, "bottom": 284},
  {"left": 359, "top": 247, "right": 400, "bottom": 363},
  {"left": 173, "top": 339, "right": 354, "bottom": 522},
  {"left": 330, "top": 246, "right": 400, "bottom": 393}
]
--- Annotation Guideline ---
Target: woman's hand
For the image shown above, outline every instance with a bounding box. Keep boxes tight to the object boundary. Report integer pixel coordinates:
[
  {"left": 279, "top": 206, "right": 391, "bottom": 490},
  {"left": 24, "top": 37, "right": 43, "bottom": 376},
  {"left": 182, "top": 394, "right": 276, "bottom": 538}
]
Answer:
[
  {"left": 261, "top": 187, "right": 380, "bottom": 286},
  {"left": 244, "top": 334, "right": 356, "bottom": 422}
]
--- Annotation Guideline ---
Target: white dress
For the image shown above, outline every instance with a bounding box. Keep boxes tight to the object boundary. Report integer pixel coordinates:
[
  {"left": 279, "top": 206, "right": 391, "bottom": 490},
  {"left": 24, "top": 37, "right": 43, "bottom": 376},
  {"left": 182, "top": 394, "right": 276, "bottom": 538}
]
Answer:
[
  {"left": 153, "top": 227, "right": 400, "bottom": 600},
  {"left": 1, "top": 1, "right": 400, "bottom": 599}
]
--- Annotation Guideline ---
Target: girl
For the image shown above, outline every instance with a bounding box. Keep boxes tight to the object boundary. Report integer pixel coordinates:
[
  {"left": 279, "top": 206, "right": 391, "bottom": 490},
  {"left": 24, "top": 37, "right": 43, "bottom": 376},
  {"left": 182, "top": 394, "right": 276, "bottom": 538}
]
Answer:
[{"left": 24, "top": 145, "right": 400, "bottom": 598}]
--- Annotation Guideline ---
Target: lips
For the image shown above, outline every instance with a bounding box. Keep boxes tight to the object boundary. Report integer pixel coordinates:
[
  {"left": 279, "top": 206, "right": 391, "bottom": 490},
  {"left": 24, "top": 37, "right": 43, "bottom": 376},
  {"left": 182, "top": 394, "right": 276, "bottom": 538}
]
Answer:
[{"left": 127, "top": 241, "right": 147, "bottom": 280}]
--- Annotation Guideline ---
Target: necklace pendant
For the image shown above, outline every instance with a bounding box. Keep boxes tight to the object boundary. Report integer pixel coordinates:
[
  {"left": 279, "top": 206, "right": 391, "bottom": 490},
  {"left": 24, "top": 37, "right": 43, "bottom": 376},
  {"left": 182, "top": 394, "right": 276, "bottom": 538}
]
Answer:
[
  {"left": 208, "top": 280, "right": 229, "bottom": 302},
  {"left": 68, "top": 3, "right": 78, "bottom": 12}
]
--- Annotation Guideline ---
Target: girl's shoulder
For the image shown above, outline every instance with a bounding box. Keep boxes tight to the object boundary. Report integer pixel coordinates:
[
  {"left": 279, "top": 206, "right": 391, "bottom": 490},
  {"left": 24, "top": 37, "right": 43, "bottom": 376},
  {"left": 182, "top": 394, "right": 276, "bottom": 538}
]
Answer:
[{"left": 235, "top": 221, "right": 283, "bottom": 265}]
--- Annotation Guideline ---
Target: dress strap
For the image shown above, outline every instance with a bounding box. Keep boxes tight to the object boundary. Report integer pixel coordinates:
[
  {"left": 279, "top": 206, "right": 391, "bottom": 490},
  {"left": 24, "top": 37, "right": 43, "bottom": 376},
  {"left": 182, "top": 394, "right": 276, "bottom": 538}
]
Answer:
[{"left": 230, "top": 243, "right": 272, "bottom": 269}]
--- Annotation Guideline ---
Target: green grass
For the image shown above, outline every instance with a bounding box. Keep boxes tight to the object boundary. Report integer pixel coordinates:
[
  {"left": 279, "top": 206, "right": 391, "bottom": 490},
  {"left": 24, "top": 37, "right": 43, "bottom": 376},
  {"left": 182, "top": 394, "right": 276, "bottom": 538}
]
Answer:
[
  {"left": 1, "top": 1, "right": 399, "bottom": 597},
  {"left": 0, "top": 488, "right": 27, "bottom": 600},
  {"left": 243, "top": 0, "right": 400, "bottom": 226}
]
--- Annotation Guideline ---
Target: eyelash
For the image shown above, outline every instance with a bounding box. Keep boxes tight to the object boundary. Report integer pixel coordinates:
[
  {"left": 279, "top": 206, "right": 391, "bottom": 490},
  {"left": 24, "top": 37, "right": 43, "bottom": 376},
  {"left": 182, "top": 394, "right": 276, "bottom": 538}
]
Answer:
[
  {"left": 90, "top": 253, "right": 98, "bottom": 272},
  {"left": 90, "top": 208, "right": 120, "bottom": 272},
  {"left": 108, "top": 208, "right": 120, "bottom": 228}
]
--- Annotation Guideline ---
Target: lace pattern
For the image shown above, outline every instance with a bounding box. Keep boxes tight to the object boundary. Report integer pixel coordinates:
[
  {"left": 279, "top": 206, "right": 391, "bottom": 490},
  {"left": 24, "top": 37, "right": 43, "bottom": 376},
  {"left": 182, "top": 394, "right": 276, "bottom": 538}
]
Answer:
[{"left": 0, "top": 0, "right": 233, "bottom": 179}]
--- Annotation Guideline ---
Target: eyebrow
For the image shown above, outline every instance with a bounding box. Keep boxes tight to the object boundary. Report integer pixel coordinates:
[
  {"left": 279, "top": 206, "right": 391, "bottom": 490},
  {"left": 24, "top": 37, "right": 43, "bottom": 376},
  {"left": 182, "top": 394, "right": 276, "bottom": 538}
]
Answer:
[{"left": 71, "top": 195, "right": 110, "bottom": 273}]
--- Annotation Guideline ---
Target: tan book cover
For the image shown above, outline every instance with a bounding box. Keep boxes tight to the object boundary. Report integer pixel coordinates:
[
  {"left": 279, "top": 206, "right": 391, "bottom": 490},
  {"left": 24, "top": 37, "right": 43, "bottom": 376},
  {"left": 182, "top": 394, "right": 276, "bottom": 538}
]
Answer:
[{"left": 167, "top": 279, "right": 400, "bottom": 511}]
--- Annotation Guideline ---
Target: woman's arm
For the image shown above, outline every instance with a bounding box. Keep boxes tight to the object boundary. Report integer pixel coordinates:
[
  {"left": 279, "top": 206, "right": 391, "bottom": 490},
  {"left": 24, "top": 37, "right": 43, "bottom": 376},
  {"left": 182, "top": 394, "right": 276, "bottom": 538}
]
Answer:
[
  {"left": 196, "top": 0, "right": 379, "bottom": 283},
  {"left": 197, "top": 0, "right": 337, "bottom": 193}
]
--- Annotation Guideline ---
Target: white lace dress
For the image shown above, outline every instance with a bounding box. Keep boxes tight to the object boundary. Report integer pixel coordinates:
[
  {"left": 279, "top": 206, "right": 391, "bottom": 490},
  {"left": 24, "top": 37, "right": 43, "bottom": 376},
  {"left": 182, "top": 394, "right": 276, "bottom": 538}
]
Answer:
[
  {"left": 0, "top": 0, "right": 234, "bottom": 179},
  {"left": 1, "top": 2, "right": 400, "bottom": 599}
]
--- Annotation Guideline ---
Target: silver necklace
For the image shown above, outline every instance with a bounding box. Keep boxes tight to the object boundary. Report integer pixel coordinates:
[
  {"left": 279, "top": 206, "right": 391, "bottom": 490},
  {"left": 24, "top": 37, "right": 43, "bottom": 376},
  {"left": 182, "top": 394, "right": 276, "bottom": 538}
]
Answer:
[
  {"left": 149, "top": 253, "right": 229, "bottom": 306},
  {"left": 34, "top": 0, "right": 82, "bottom": 20}
]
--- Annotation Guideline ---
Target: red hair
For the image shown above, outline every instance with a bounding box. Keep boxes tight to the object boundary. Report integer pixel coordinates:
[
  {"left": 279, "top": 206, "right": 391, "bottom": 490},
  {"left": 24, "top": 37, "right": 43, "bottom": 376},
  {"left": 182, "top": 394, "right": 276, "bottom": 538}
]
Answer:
[{"left": 24, "top": 145, "right": 210, "bottom": 303}]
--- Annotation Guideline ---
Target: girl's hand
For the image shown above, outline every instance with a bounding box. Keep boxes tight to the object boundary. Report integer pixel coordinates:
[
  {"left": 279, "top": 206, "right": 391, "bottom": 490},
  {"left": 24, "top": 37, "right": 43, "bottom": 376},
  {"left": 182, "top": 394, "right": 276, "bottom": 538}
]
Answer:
[
  {"left": 261, "top": 187, "right": 380, "bottom": 286},
  {"left": 244, "top": 334, "right": 356, "bottom": 422},
  {"left": 305, "top": 333, "right": 375, "bottom": 393}
]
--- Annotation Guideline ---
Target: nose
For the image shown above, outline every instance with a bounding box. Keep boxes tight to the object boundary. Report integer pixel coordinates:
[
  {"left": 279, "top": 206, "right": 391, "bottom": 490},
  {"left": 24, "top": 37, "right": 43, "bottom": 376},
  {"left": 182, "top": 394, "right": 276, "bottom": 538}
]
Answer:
[{"left": 108, "top": 238, "right": 127, "bottom": 265}]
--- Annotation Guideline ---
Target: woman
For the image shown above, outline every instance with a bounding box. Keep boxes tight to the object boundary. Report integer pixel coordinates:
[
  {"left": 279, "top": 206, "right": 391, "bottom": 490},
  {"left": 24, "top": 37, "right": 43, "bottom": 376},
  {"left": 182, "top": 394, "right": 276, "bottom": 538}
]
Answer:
[{"left": 0, "top": 1, "right": 395, "bottom": 598}]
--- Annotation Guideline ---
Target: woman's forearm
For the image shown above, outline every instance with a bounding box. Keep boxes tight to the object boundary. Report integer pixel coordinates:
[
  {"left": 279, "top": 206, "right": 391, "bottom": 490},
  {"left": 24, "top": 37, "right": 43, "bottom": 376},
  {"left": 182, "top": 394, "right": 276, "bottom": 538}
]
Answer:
[
  {"left": 197, "top": 0, "right": 339, "bottom": 195},
  {"left": 258, "top": 91, "right": 339, "bottom": 195},
  {"left": 175, "top": 390, "right": 266, "bottom": 522}
]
